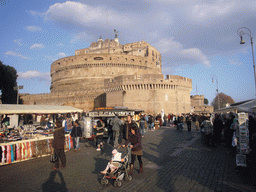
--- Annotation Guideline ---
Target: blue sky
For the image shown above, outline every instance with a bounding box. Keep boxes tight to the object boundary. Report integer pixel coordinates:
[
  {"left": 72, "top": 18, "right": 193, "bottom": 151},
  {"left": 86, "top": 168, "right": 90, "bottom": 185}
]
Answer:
[{"left": 1, "top": 0, "right": 256, "bottom": 104}]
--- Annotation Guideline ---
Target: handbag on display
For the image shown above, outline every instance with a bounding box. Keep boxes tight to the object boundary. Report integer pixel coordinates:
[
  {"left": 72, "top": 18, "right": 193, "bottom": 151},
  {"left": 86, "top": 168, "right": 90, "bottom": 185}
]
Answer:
[{"left": 50, "top": 152, "right": 58, "bottom": 163}]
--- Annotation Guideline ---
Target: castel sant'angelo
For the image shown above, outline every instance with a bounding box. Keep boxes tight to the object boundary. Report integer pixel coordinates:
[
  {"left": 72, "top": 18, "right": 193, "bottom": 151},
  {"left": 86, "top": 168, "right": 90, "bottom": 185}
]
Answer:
[{"left": 21, "top": 32, "right": 193, "bottom": 115}]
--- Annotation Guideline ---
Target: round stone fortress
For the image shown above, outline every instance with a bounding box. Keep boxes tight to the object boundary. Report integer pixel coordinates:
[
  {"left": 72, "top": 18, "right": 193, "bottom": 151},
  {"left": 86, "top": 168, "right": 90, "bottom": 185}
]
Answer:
[
  {"left": 50, "top": 37, "right": 162, "bottom": 93},
  {"left": 21, "top": 34, "right": 192, "bottom": 115}
]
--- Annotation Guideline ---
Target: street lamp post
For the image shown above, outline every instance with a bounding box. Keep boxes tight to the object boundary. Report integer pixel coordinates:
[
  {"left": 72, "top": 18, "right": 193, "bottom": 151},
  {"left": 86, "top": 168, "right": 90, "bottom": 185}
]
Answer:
[
  {"left": 14, "top": 85, "right": 24, "bottom": 104},
  {"left": 212, "top": 77, "right": 220, "bottom": 110},
  {"left": 237, "top": 27, "right": 256, "bottom": 97}
]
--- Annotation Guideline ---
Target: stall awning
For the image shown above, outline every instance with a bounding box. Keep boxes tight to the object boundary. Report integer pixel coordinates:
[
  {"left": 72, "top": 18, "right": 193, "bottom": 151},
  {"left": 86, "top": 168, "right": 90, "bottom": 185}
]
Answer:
[{"left": 0, "top": 104, "right": 83, "bottom": 115}]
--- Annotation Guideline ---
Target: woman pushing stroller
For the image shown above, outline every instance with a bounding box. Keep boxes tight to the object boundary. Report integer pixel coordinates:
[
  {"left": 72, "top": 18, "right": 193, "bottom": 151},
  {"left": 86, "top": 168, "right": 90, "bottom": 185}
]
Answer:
[{"left": 122, "top": 124, "right": 143, "bottom": 175}]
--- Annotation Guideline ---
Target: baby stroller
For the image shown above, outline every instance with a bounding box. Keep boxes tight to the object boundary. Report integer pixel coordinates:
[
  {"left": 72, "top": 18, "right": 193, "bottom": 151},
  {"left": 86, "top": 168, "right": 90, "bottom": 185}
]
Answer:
[{"left": 100, "top": 148, "right": 132, "bottom": 188}]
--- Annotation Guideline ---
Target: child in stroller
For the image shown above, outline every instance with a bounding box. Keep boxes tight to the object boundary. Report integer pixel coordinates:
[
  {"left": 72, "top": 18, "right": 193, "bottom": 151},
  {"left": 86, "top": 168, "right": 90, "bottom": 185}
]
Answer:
[
  {"left": 101, "top": 149, "right": 122, "bottom": 174},
  {"left": 100, "top": 148, "right": 132, "bottom": 187}
]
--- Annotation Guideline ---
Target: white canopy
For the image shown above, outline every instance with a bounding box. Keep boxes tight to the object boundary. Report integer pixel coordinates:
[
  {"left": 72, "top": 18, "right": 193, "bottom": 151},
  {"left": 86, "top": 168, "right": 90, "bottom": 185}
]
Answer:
[
  {"left": 237, "top": 99, "right": 256, "bottom": 113},
  {"left": 0, "top": 104, "right": 83, "bottom": 115}
]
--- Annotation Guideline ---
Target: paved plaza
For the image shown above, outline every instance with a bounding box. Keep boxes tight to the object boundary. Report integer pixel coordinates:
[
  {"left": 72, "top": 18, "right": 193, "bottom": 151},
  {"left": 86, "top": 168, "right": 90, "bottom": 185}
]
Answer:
[{"left": 1, "top": 124, "right": 256, "bottom": 192}]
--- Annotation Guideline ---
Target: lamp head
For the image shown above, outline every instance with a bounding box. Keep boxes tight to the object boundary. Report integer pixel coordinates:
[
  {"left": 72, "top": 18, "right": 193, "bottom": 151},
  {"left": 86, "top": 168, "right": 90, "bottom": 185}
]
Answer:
[{"left": 240, "top": 35, "right": 245, "bottom": 44}]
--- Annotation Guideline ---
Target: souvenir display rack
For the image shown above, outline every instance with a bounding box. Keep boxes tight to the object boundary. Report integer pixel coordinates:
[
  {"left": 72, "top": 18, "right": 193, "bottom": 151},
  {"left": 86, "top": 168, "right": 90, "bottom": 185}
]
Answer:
[{"left": 236, "top": 113, "right": 249, "bottom": 168}]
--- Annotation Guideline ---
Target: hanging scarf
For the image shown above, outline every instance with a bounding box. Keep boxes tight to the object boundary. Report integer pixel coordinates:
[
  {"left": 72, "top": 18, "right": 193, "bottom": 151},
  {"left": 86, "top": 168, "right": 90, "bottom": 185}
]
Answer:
[
  {"left": 10, "top": 145, "right": 14, "bottom": 162},
  {"left": 1, "top": 146, "right": 6, "bottom": 164}
]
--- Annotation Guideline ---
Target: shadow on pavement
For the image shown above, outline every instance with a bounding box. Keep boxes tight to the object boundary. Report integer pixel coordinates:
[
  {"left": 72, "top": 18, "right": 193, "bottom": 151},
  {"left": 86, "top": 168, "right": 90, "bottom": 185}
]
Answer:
[{"left": 42, "top": 170, "right": 68, "bottom": 192}]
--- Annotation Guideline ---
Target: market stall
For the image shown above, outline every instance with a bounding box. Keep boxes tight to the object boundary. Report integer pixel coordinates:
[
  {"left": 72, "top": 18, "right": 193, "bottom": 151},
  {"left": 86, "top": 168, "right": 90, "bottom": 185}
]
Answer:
[
  {"left": 0, "top": 104, "right": 83, "bottom": 166},
  {"left": 88, "top": 107, "right": 144, "bottom": 138}
]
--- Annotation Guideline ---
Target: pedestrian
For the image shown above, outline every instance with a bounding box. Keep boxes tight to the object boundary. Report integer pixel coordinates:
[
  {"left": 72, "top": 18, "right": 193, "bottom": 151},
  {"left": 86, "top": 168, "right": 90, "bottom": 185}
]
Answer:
[
  {"left": 94, "top": 120, "right": 104, "bottom": 151},
  {"left": 52, "top": 119, "right": 66, "bottom": 169},
  {"left": 195, "top": 114, "right": 199, "bottom": 131},
  {"left": 107, "top": 119, "right": 113, "bottom": 144},
  {"left": 139, "top": 115, "right": 145, "bottom": 137},
  {"left": 186, "top": 115, "right": 192, "bottom": 132},
  {"left": 213, "top": 114, "right": 223, "bottom": 146},
  {"left": 125, "top": 115, "right": 139, "bottom": 140},
  {"left": 123, "top": 124, "right": 143, "bottom": 175},
  {"left": 110, "top": 114, "right": 123, "bottom": 148},
  {"left": 148, "top": 115, "right": 154, "bottom": 131},
  {"left": 70, "top": 120, "right": 82, "bottom": 152}
]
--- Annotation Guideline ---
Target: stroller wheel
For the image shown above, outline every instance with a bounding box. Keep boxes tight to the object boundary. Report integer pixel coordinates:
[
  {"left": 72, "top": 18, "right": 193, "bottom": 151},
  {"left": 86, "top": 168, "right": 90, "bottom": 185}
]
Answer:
[
  {"left": 101, "top": 178, "right": 109, "bottom": 185},
  {"left": 125, "top": 174, "right": 132, "bottom": 181},
  {"left": 114, "top": 180, "right": 122, "bottom": 187}
]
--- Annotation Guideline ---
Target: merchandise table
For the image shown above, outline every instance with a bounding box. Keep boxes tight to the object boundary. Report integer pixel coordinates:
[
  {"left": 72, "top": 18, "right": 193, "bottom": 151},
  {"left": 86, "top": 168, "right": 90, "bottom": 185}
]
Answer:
[{"left": 0, "top": 134, "right": 73, "bottom": 166}]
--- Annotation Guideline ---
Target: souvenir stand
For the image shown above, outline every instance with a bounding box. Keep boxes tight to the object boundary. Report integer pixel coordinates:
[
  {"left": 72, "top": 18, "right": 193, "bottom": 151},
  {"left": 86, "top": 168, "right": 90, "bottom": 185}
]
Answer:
[
  {"left": 0, "top": 104, "right": 83, "bottom": 166},
  {"left": 88, "top": 107, "right": 144, "bottom": 138},
  {"left": 235, "top": 112, "right": 249, "bottom": 170}
]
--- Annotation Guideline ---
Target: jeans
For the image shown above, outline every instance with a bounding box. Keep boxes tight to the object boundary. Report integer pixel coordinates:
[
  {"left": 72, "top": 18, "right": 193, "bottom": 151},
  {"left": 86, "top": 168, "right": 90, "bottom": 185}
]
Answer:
[
  {"left": 73, "top": 137, "right": 80, "bottom": 149},
  {"left": 140, "top": 126, "right": 145, "bottom": 136},
  {"left": 113, "top": 131, "right": 119, "bottom": 147},
  {"left": 107, "top": 132, "right": 113, "bottom": 144},
  {"left": 148, "top": 123, "right": 154, "bottom": 130}
]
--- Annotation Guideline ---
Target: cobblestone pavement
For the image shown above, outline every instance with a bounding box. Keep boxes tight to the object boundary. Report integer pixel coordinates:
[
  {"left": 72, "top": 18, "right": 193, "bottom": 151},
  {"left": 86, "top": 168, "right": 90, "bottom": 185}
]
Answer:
[{"left": 1, "top": 124, "right": 256, "bottom": 192}]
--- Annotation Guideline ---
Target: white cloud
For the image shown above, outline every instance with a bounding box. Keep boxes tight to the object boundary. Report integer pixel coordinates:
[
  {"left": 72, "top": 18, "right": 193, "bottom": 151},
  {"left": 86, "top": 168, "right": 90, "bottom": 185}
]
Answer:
[
  {"left": 191, "top": 1, "right": 235, "bottom": 22},
  {"left": 18, "top": 71, "right": 50, "bottom": 82},
  {"left": 70, "top": 32, "right": 92, "bottom": 44},
  {"left": 5, "top": 51, "right": 29, "bottom": 59},
  {"left": 44, "top": 1, "right": 131, "bottom": 28},
  {"left": 46, "top": 52, "right": 67, "bottom": 61},
  {"left": 155, "top": 37, "right": 210, "bottom": 67},
  {"left": 30, "top": 44, "right": 45, "bottom": 49},
  {"left": 25, "top": 26, "right": 42, "bottom": 32},
  {"left": 57, "top": 43, "right": 64, "bottom": 46},
  {"left": 26, "top": 10, "right": 45, "bottom": 18},
  {"left": 58, "top": 52, "right": 66, "bottom": 57},
  {"left": 13, "top": 39, "right": 23, "bottom": 46}
]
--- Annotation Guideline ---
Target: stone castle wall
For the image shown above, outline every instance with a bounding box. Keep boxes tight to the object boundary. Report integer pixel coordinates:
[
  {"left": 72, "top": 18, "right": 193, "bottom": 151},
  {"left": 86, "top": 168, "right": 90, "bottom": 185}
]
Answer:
[{"left": 105, "top": 74, "right": 192, "bottom": 115}]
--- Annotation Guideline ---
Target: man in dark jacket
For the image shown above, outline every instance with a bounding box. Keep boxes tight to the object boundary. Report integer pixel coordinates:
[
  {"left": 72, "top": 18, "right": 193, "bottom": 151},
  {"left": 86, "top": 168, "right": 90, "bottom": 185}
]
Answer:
[
  {"left": 53, "top": 120, "right": 66, "bottom": 169},
  {"left": 125, "top": 115, "right": 138, "bottom": 140},
  {"left": 71, "top": 120, "right": 82, "bottom": 151}
]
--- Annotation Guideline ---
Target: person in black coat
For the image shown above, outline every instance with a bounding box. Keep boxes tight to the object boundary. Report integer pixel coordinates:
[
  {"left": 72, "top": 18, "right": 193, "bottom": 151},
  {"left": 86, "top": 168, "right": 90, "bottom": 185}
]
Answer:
[
  {"left": 123, "top": 124, "right": 143, "bottom": 175},
  {"left": 52, "top": 120, "right": 66, "bottom": 169},
  {"left": 71, "top": 120, "right": 82, "bottom": 151},
  {"left": 213, "top": 114, "right": 223, "bottom": 146}
]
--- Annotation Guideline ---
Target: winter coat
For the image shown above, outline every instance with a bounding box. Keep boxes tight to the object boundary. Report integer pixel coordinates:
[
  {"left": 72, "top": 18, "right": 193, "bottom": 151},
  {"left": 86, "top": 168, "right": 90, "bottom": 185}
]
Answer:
[
  {"left": 110, "top": 116, "right": 123, "bottom": 132},
  {"left": 53, "top": 127, "right": 65, "bottom": 150},
  {"left": 71, "top": 126, "right": 82, "bottom": 137},
  {"left": 125, "top": 130, "right": 142, "bottom": 152}
]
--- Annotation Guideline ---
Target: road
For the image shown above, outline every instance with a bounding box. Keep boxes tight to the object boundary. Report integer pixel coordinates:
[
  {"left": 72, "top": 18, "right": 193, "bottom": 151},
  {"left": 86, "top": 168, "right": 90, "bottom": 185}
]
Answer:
[{"left": 1, "top": 124, "right": 256, "bottom": 192}]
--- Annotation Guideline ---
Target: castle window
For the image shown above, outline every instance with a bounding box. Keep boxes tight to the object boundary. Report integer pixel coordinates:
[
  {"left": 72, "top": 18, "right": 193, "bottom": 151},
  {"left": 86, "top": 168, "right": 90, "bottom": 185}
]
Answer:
[
  {"left": 85, "top": 58, "right": 87, "bottom": 61},
  {"left": 94, "top": 57, "right": 103, "bottom": 60},
  {"left": 110, "top": 57, "right": 111, "bottom": 60},
  {"left": 131, "top": 59, "right": 134, "bottom": 61},
  {"left": 139, "top": 50, "right": 141, "bottom": 52},
  {"left": 58, "top": 62, "right": 60, "bottom": 65},
  {"left": 125, "top": 58, "right": 127, "bottom": 61}
]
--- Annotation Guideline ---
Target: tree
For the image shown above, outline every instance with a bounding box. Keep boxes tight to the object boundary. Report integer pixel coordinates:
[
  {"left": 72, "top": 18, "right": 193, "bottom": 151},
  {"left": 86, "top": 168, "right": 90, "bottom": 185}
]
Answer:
[
  {"left": 211, "top": 92, "right": 235, "bottom": 110},
  {"left": 204, "top": 98, "right": 209, "bottom": 105},
  {"left": 0, "top": 60, "right": 18, "bottom": 104}
]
